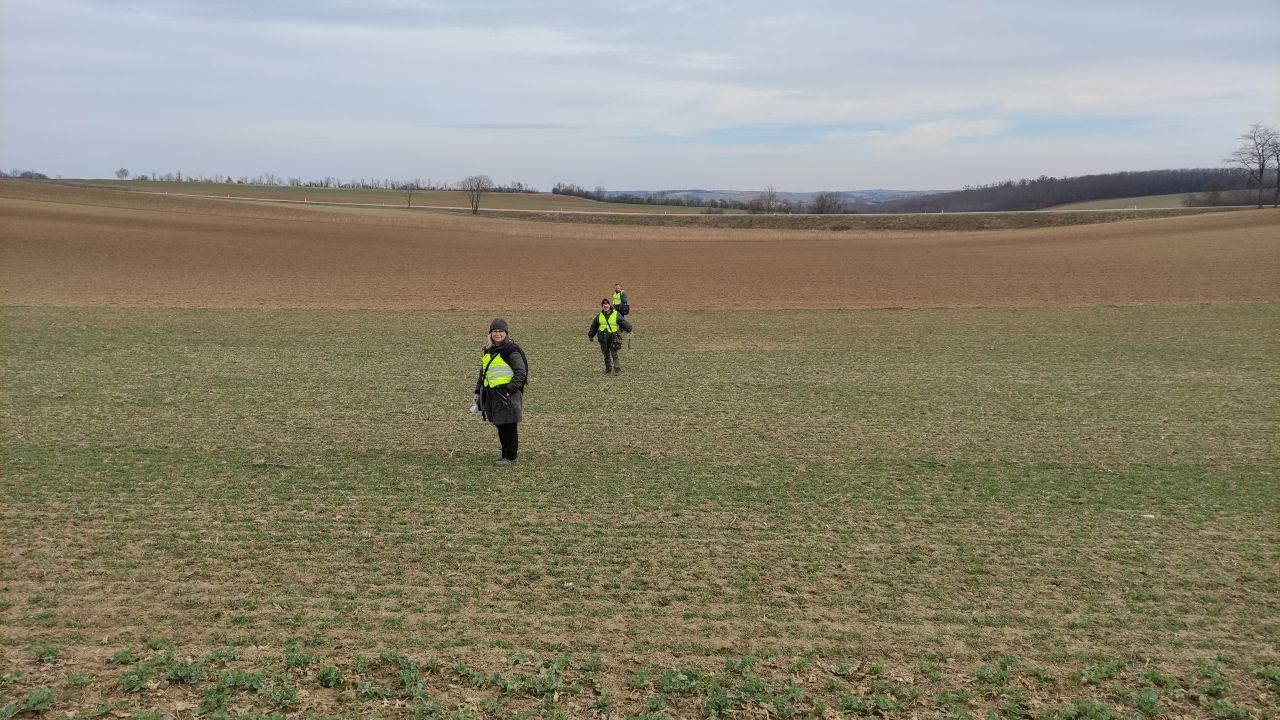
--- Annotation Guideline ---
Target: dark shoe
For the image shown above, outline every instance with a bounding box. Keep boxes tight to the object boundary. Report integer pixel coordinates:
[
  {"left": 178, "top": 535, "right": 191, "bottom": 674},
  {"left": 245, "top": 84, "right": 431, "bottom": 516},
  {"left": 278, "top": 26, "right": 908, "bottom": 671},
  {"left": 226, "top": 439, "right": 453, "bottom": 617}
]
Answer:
[
  {"left": 495, "top": 458, "right": 517, "bottom": 466},
  {"left": 603, "top": 369, "right": 612, "bottom": 375},
  {"left": 613, "top": 367, "right": 622, "bottom": 374}
]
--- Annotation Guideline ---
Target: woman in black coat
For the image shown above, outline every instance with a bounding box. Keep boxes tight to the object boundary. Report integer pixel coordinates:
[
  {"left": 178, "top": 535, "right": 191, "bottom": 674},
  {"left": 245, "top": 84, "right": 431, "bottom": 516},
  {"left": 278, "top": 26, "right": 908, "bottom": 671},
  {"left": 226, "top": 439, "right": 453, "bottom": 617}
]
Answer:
[{"left": 473, "top": 318, "right": 528, "bottom": 466}]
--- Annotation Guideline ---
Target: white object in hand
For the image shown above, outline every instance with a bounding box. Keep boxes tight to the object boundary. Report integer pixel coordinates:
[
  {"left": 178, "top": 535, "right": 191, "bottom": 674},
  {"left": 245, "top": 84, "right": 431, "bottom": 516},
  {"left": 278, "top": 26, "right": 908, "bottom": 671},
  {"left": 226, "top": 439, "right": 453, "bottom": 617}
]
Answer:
[{"left": 469, "top": 401, "right": 480, "bottom": 413}]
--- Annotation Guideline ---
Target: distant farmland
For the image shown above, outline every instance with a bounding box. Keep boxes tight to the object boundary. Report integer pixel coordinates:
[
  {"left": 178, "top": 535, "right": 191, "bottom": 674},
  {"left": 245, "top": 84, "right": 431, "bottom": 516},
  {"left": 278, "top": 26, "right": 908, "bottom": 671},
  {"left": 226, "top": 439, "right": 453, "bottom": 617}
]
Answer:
[
  {"left": 3, "top": 180, "right": 1276, "bottom": 309},
  {"left": 66, "top": 179, "right": 719, "bottom": 214},
  {"left": 2, "top": 182, "right": 1277, "bottom": 719}
]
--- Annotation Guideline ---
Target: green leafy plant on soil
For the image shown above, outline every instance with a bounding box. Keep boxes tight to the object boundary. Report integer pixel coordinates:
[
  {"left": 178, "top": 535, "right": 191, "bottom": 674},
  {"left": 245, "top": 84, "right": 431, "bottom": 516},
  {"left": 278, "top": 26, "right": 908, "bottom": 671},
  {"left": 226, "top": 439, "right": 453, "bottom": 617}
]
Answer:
[{"left": 1, "top": 305, "right": 1276, "bottom": 718}]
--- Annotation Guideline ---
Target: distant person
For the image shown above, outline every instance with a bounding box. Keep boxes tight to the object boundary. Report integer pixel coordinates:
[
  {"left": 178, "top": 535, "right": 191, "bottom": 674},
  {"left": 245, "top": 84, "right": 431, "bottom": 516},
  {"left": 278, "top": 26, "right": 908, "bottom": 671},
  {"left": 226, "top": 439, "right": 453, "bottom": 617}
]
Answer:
[
  {"left": 588, "top": 298, "right": 633, "bottom": 374},
  {"left": 612, "top": 283, "right": 631, "bottom": 316},
  {"left": 474, "top": 318, "right": 527, "bottom": 466}
]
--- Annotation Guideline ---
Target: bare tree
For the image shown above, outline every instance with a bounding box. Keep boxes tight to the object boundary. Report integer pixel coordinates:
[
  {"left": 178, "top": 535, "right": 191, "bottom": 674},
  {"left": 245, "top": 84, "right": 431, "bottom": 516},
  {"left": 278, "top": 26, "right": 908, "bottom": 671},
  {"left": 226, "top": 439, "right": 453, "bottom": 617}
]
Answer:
[
  {"left": 1270, "top": 130, "right": 1280, "bottom": 208},
  {"left": 402, "top": 181, "right": 419, "bottom": 208},
  {"left": 458, "top": 174, "right": 493, "bottom": 214},
  {"left": 114, "top": 167, "right": 130, "bottom": 180},
  {"left": 1225, "top": 122, "right": 1279, "bottom": 208},
  {"left": 809, "top": 191, "right": 847, "bottom": 214},
  {"left": 759, "top": 185, "right": 779, "bottom": 213}
]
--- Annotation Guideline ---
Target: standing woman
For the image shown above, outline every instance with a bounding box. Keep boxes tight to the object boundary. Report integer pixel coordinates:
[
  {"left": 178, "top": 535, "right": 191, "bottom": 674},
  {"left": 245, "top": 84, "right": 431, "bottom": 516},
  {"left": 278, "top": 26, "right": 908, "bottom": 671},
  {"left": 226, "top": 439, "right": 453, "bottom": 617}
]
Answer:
[{"left": 474, "top": 318, "right": 527, "bottom": 466}]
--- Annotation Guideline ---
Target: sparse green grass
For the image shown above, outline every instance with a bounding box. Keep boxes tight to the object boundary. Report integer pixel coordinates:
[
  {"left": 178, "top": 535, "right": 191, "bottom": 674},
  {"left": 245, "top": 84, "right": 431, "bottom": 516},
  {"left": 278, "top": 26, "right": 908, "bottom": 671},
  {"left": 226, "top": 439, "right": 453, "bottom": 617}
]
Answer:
[
  {"left": 1049, "top": 193, "right": 1191, "bottom": 210},
  {"left": 1, "top": 304, "right": 1276, "bottom": 717}
]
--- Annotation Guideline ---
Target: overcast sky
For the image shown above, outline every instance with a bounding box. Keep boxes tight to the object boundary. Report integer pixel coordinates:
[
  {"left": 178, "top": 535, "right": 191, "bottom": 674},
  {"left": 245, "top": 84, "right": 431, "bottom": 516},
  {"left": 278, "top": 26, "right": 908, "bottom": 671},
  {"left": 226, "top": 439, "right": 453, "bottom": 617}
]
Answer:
[{"left": 2, "top": 0, "right": 1278, "bottom": 191}]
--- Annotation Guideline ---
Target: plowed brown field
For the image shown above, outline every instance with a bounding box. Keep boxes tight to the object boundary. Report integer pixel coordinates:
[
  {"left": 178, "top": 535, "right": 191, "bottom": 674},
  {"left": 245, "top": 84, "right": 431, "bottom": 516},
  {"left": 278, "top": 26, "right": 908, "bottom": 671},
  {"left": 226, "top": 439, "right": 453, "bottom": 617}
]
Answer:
[{"left": 2, "top": 182, "right": 1277, "bottom": 309}]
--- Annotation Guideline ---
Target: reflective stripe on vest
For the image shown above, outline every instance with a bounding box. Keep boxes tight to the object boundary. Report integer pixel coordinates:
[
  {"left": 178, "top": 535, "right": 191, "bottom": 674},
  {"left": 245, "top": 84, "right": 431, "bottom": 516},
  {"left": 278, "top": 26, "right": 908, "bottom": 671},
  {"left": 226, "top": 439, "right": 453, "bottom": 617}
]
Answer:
[
  {"left": 481, "top": 352, "right": 514, "bottom": 388},
  {"left": 597, "top": 310, "right": 619, "bottom": 333},
  {"left": 612, "top": 291, "right": 623, "bottom": 306}
]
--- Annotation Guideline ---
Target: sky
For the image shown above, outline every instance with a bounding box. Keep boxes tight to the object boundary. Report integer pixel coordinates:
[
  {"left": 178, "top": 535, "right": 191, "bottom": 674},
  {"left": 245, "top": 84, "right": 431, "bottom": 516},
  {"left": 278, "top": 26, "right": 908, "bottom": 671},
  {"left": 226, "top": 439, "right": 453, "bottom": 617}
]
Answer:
[{"left": 2, "top": 0, "right": 1278, "bottom": 191}]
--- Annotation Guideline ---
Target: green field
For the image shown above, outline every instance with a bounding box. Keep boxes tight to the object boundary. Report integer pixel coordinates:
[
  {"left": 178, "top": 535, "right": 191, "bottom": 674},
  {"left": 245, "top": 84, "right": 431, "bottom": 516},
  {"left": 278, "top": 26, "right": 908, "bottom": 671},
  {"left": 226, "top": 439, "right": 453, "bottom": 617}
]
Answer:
[
  {"left": 2, "top": 306, "right": 1277, "bottom": 718},
  {"left": 66, "top": 181, "right": 717, "bottom": 214},
  {"left": 1048, "top": 194, "right": 1191, "bottom": 211}
]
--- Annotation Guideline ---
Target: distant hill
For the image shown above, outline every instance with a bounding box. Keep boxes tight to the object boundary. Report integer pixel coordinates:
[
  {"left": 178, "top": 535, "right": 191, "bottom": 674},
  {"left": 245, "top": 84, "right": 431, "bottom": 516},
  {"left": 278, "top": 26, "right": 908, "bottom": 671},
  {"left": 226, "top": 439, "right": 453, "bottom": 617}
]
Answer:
[
  {"left": 605, "top": 188, "right": 943, "bottom": 206},
  {"left": 548, "top": 168, "right": 1263, "bottom": 214},
  {"left": 602, "top": 170, "right": 1256, "bottom": 213},
  {"left": 873, "top": 168, "right": 1254, "bottom": 213}
]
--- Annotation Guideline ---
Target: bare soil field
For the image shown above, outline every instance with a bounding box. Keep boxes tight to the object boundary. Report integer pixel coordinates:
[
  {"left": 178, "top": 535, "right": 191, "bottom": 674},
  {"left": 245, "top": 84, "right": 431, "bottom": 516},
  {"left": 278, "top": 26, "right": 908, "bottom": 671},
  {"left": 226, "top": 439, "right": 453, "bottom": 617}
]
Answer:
[{"left": 2, "top": 181, "right": 1277, "bottom": 310}]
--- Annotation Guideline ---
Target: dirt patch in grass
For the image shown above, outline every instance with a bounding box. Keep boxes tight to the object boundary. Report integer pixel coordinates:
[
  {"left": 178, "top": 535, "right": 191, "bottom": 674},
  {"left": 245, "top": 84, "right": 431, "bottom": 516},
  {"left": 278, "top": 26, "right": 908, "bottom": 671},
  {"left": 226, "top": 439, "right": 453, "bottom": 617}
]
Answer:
[{"left": 2, "top": 180, "right": 1277, "bottom": 310}]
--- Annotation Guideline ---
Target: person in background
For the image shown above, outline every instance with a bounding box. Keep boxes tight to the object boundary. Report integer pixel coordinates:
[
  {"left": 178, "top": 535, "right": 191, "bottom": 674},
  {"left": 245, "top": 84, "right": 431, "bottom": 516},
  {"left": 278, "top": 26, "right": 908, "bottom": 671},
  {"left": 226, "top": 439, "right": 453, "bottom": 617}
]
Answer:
[
  {"left": 474, "top": 318, "right": 527, "bottom": 466},
  {"left": 612, "top": 283, "right": 630, "bottom": 316},
  {"left": 588, "top": 298, "right": 632, "bottom": 375}
]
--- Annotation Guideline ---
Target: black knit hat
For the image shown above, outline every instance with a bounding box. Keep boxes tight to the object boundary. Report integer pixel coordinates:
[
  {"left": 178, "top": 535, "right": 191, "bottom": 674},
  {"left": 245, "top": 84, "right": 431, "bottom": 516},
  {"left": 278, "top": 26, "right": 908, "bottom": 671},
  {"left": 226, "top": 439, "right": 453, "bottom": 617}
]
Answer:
[{"left": 489, "top": 317, "right": 509, "bottom": 333}]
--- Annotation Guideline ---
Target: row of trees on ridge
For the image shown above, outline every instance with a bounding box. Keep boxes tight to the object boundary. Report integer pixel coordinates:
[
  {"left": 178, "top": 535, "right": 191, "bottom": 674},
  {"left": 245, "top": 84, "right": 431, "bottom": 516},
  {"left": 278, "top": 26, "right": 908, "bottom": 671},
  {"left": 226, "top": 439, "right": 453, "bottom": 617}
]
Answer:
[{"left": 6, "top": 123, "right": 1276, "bottom": 213}]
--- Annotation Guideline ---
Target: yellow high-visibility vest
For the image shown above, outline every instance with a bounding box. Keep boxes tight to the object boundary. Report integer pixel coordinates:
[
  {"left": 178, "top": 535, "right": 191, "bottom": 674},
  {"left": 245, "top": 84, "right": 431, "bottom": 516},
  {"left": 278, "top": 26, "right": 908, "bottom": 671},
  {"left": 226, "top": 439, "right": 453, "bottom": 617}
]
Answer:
[
  {"left": 481, "top": 352, "right": 514, "bottom": 388},
  {"left": 597, "top": 310, "right": 620, "bottom": 333},
  {"left": 612, "top": 290, "right": 624, "bottom": 306}
]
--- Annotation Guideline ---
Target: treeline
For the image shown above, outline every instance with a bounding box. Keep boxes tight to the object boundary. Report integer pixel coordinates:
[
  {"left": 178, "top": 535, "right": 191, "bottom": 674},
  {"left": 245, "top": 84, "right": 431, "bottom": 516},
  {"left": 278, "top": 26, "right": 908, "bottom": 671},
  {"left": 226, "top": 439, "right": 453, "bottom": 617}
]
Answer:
[
  {"left": 876, "top": 168, "right": 1256, "bottom": 213},
  {"left": 550, "top": 183, "right": 852, "bottom": 213},
  {"left": 8, "top": 164, "right": 1271, "bottom": 213},
  {"left": 552, "top": 182, "right": 749, "bottom": 210},
  {"left": 104, "top": 169, "right": 540, "bottom": 193}
]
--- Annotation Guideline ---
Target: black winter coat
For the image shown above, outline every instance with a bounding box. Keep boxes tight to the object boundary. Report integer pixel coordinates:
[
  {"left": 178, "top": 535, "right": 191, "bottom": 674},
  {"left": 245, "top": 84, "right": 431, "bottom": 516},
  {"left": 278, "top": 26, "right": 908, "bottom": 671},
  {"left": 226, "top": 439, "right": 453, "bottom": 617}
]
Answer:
[
  {"left": 474, "top": 339, "right": 527, "bottom": 425},
  {"left": 587, "top": 311, "right": 633, "bottom": 345}
]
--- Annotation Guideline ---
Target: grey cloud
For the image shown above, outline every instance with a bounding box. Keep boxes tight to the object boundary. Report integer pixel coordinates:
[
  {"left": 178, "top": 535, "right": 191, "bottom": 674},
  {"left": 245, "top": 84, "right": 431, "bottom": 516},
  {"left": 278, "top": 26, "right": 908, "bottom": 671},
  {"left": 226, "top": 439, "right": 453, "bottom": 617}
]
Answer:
[
  {"left": 425, "top": 123, "right": 581, "bottom": 130},
  {"left": 3, "top": 0, "right": 1277, "bottom": 189}
]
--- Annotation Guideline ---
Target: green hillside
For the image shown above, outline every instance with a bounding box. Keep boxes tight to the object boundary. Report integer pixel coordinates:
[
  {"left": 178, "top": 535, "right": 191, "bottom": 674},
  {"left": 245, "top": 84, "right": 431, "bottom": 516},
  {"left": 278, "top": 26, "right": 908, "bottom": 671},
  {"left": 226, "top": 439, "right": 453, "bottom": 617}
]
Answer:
[{"left": 1047, "top": 193, "right": 1190, "bottom": 210}]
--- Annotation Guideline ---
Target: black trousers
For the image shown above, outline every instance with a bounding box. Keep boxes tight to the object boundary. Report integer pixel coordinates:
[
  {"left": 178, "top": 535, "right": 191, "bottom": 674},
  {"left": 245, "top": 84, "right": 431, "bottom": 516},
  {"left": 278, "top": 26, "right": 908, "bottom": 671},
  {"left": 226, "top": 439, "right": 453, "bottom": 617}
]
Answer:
[
  {"left": 599, "top": 340, "right": 621, "bottom": 371},
  {"left": 496, "top": 423, "right": 518, "bottom": 460}
]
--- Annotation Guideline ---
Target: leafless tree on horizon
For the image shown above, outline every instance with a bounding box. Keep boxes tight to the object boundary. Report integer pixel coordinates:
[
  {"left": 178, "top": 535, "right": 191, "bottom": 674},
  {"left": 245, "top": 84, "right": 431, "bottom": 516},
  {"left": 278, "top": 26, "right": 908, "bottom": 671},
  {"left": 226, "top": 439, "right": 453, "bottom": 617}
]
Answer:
[
  {"left": 1225, "top": 122, "right": 1279, "bottom": 208},
  {"left": 809, "top": 191, "right": 847, "bottom": 214},
  {"left": 402, "top": 181, "right": 419, "bottom": 208},
  {"left": 458, "top": 174, "right": 493, "bottom": 214},
  {"left": 759, "top": 185, "right": 779, "bottom": 213}
]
